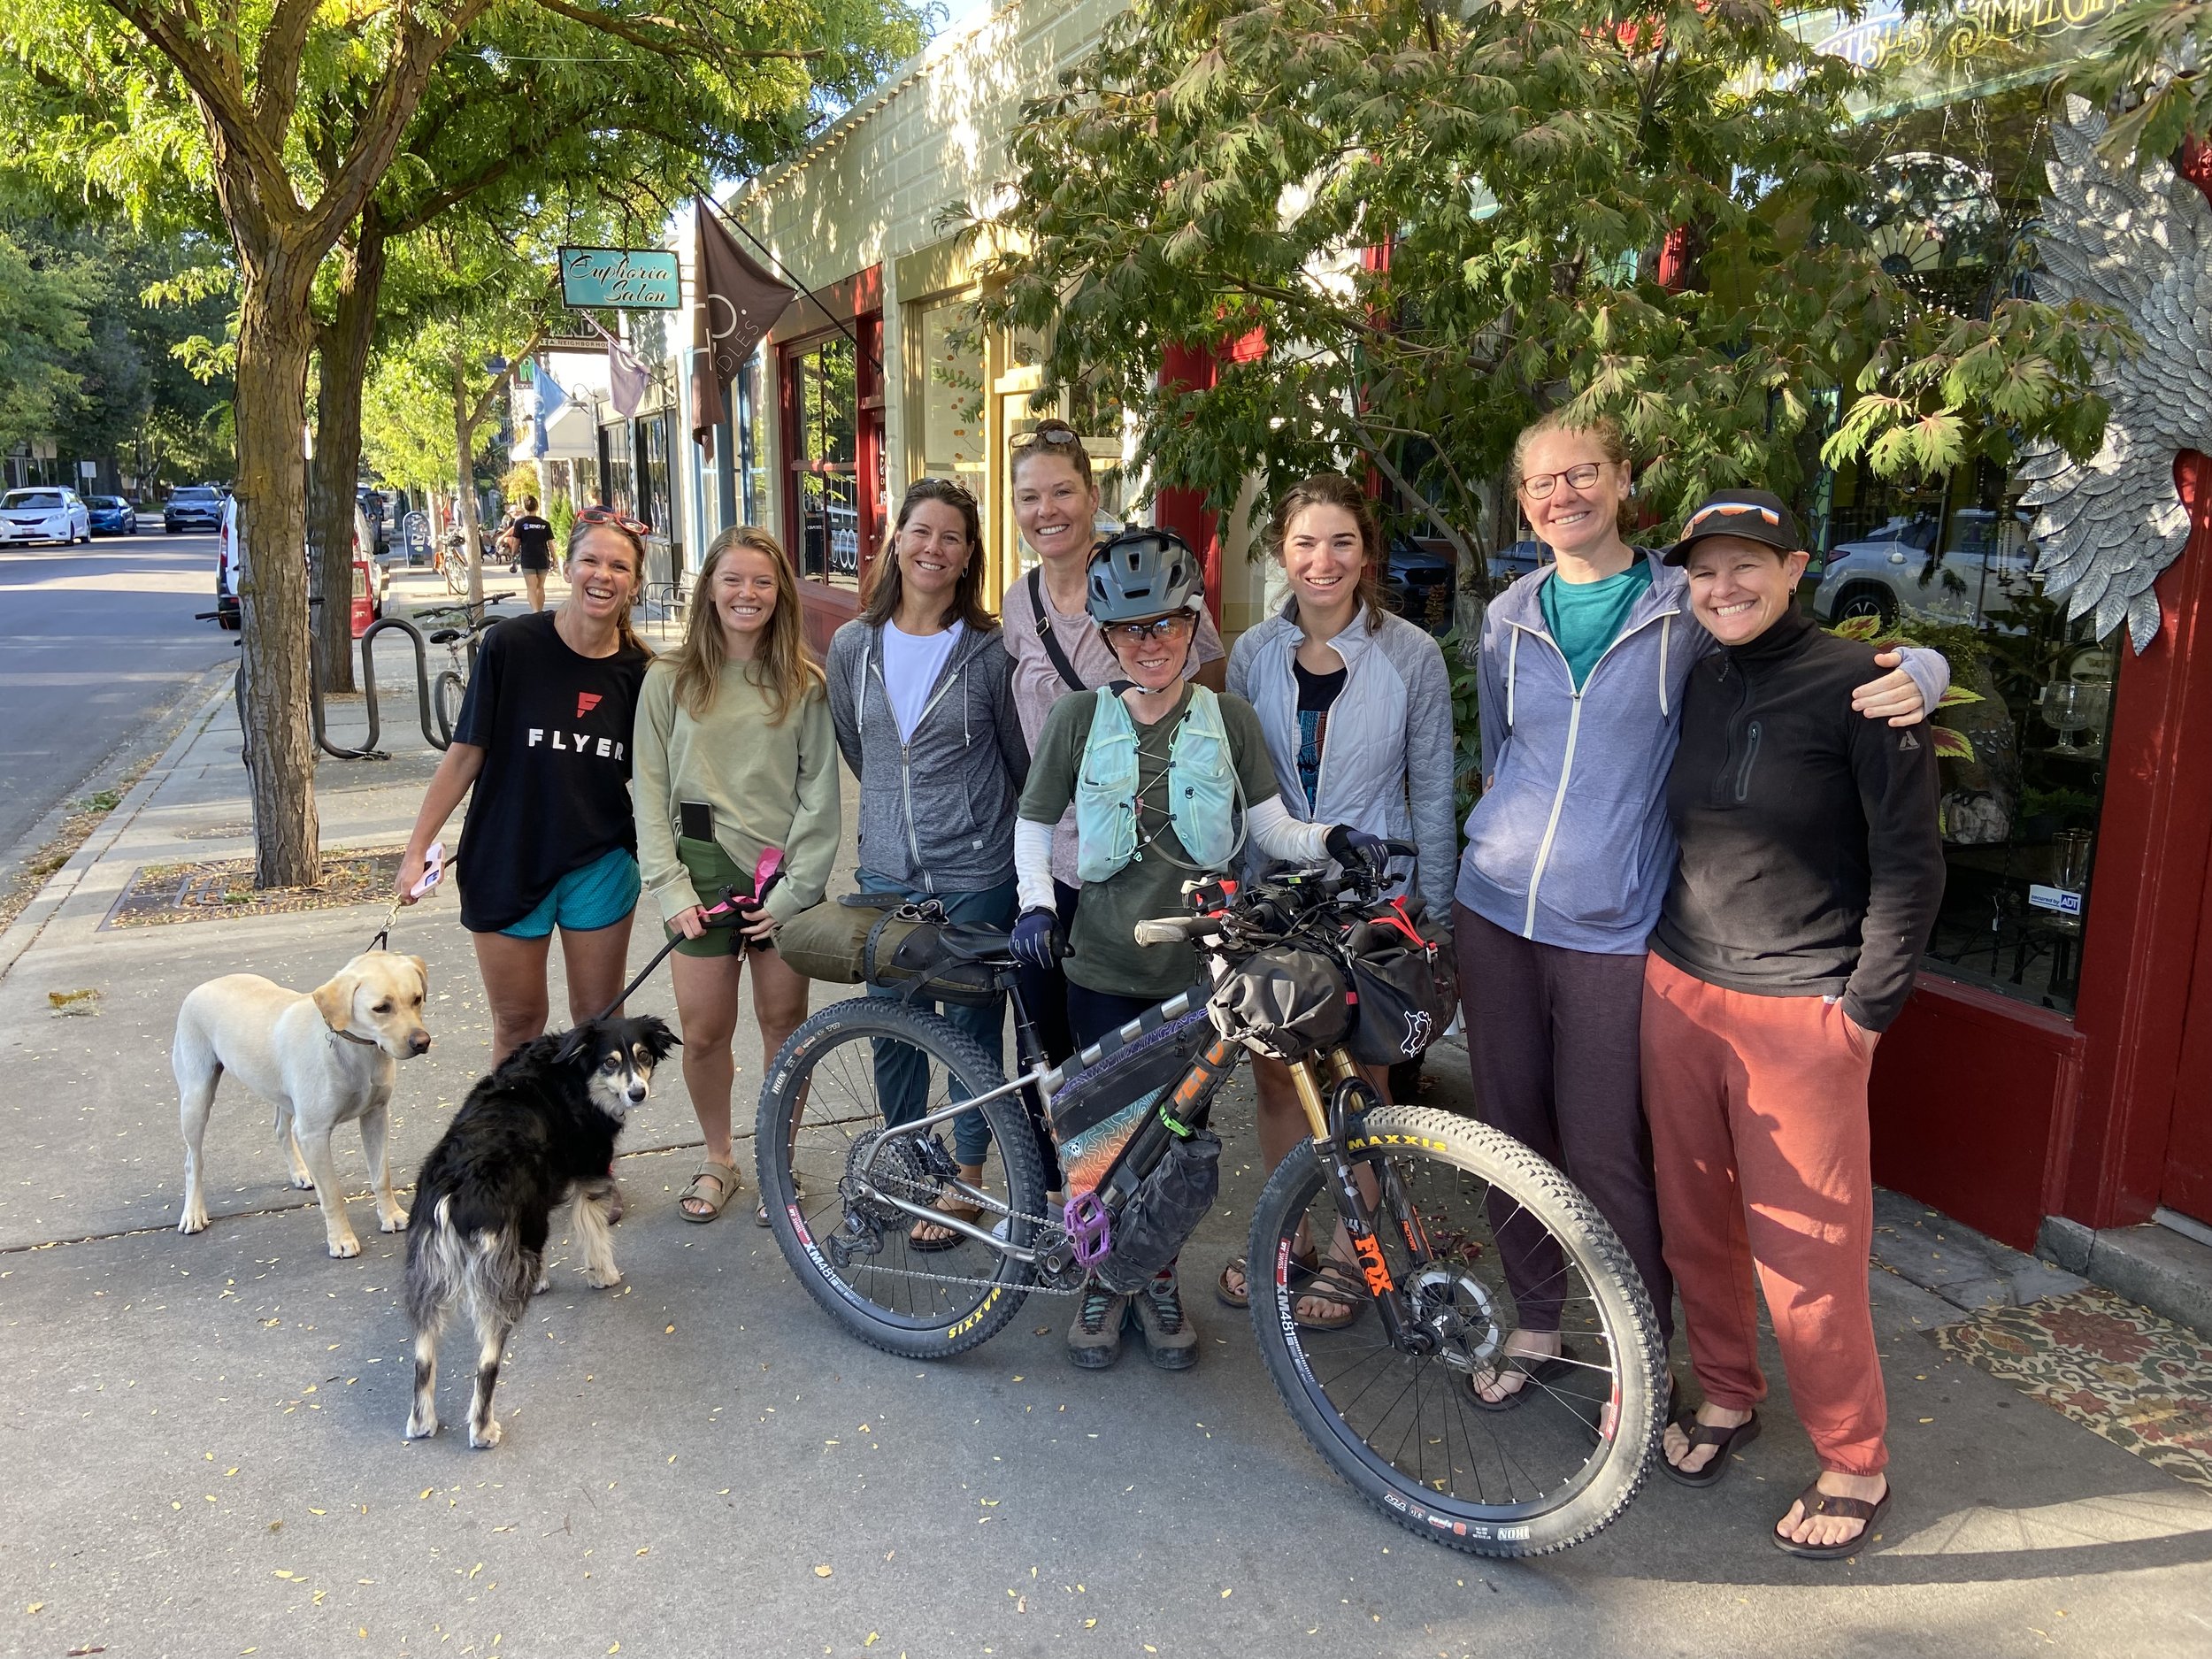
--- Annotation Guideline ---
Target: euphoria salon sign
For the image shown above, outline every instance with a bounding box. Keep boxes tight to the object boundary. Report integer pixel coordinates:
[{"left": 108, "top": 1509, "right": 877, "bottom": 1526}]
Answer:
[{"left": 559, "top": 247, "right": 681, "bottom": 311}]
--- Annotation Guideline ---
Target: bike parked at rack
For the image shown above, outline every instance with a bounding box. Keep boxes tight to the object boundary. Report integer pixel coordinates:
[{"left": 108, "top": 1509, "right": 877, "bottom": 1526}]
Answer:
[
  {"left": 754, "top": 843, "right": 1666, "bottom": 1557},
  {"left": 413, "top": 595, "right": 510, "bottom": 743}
]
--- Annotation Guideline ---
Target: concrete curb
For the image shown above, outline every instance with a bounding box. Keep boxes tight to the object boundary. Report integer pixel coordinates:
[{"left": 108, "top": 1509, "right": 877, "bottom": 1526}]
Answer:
[{"left": 0, "top": 678, "right": 234, "bottom": 983}]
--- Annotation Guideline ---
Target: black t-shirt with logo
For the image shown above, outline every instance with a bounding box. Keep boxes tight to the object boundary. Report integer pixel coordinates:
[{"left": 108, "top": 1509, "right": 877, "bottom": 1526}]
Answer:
[
  {"left": 511, "top": 513, "right": 555, "bottom": 568},
  {"left": 450, "top": 611, "right": 650, "bottom": 931}
]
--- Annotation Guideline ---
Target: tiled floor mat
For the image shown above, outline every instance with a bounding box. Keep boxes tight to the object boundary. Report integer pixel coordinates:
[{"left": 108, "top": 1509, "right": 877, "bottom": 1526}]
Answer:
[{"left": 1932, "top": 1286, "right": 2212, "bottom": 1492}]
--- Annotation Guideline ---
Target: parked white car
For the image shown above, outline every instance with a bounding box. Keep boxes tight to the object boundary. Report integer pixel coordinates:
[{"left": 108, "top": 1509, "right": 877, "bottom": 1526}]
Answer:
[
  {"left": 1809, "top": 508, "right": 2043, "bottom": 631},
  {"left": 0, "top": 487, "right": 93, "bottom": 546}
]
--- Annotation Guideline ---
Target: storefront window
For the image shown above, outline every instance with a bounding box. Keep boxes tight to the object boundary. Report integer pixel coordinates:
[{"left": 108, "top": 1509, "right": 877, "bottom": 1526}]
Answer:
[
  {"left": 640, "top": 412, "right": 673, "bottom": 535},
  {"left": 736, "top": 354, "right": 764, "bottom": 527},
  {"left": 600, "top": 424, "right": 635, "bottom": 518},
  {"left": 789, "top": 334, "right": 858, "bottom": 584}
]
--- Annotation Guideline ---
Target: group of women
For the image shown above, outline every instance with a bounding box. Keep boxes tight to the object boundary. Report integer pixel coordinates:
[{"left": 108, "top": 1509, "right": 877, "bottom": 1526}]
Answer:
[{"left": 392, "top": 408, "right": 1947, "bottom": 1563}]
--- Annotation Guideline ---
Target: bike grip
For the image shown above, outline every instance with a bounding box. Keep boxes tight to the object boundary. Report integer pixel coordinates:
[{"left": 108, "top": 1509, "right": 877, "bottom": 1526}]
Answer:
[
  {"left": 1383, "top": 838, "right": 1418, "bottom": 860},
  {"left": 1133, "top": 915, "right": 1215, "bottom": 946}
]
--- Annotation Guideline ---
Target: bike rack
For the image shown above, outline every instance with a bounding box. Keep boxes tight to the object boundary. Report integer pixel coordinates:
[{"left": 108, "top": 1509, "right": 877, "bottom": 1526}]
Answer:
[{"left": 312, "top": 617, "right": 454, "bottom": 759}]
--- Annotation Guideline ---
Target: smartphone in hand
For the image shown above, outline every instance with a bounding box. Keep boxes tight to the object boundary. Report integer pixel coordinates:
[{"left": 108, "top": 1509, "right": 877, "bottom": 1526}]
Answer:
[{"left": 410, "top": 841, "right": 445, "bottom": 899}]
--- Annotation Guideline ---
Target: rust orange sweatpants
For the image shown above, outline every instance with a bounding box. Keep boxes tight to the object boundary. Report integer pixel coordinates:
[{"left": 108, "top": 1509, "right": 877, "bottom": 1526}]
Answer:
[{"left": 1640, "top": 954, "right": 1887, "bottom": 1477}]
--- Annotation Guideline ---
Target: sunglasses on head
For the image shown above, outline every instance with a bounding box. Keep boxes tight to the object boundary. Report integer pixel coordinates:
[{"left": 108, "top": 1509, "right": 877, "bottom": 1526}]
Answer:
[
  {"left": 578, "top": 505, "right": 650, "bottom": 537},
  {"left": 908, "top": 476, "right": 977, "bottom": 506},
  {"left": 1010, "top": 426, "right": 1084, "bottom": 452},
  {"left": 1685, "top": 501, "right": 1782, "bottom": 530}
]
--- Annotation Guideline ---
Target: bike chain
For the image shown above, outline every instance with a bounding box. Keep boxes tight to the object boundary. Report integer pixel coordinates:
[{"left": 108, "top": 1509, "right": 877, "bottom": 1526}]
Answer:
[{"left": 817, "top": 1197, "right": 1089, "bottom": 1297}]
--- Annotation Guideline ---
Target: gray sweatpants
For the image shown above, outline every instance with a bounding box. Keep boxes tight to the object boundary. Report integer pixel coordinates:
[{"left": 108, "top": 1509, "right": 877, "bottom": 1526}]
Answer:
[{"left": 1453, "top": 903, "right": 1673, "bottom": 1349}]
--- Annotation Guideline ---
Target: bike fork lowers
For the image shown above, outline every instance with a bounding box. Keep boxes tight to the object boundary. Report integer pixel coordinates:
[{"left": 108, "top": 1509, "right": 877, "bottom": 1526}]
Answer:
[{"left": 1286, "top": 1055, "right": 1437, "bottom": 1356}]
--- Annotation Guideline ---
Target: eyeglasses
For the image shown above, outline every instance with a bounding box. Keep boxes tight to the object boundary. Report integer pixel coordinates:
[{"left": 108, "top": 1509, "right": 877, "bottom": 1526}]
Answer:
[
  {"left": 1520, "top": 463, "right": 1606, "bottom": 500},
  {"left": 578, "top": 505, "right": 650, "bottom": 537},
  {"left": 1684, "top": 500, "right": 1782, "bottom": 530},
  {"left": 1010, "top": 426, "right": 1084, "bottom": 452},
  {"left": 1105, "top": 614, "right": 1195, "bottom": 646}
]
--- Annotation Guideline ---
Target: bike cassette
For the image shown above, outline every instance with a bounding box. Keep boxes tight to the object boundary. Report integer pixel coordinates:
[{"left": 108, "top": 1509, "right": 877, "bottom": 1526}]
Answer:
[{"left": 839, "top": 1126, "right": 949, "bottom": 1228}]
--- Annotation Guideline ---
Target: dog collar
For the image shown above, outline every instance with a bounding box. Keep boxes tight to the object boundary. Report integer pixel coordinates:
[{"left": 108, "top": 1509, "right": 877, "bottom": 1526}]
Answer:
[{"left": 326, "top": 1027, "right": 380, "bottom": 1048}]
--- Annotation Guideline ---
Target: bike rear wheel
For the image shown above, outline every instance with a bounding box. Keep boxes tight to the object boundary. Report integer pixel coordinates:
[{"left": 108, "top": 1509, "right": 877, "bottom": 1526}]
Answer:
[
  {"left": 756, "top": 997, "right": 1048, "bottom": 1361},
  {"left": 433, "top": 670, "right": 465, "bottom": 744},
  {"left": 1248, "top": 1104, "right": 1664, "bottom": 1557}
]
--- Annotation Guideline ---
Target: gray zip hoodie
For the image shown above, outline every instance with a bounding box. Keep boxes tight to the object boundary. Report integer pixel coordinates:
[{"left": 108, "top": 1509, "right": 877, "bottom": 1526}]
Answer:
[
  {"left": 826, "top": 618, "right": 1029, "bottom": 893},
  {"left": 1455, "top": 552, "right": 1947, "bottom": 954}
]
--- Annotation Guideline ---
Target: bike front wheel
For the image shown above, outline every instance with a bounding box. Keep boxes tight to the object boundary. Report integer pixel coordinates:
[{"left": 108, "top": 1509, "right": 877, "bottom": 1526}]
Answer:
[
  {"left": 432, "top": 670, "right": 465, "bottom": 744},
  {"left": 1248, "top": 1104, "right": 1664, "bottom": 1558},
  {"left": 756, "top": 996, "right": 1048, "bottom": 1362}
]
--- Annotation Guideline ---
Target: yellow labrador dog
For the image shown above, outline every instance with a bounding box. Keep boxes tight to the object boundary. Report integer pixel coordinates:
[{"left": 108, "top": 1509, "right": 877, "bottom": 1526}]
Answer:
[{"left": 173, "top": 950, "right": 432, "bottom": 1257}]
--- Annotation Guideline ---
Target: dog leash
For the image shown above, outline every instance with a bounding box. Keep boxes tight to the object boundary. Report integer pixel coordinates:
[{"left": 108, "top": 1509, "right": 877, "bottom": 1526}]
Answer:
[
  {"left": 589, "top": 846, "right": 784, "bottom": 1023},
  {"left": 369, "top": 841, "right": 445, "bottom": 953}
]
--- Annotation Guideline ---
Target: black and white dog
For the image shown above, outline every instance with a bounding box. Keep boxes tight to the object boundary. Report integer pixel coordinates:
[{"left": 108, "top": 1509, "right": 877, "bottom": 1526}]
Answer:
[{"left": 403, "top": 1016, "right": 678, "bottom": 1448}]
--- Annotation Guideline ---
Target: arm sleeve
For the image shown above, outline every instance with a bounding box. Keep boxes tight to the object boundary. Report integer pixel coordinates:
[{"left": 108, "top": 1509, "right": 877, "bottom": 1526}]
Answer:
[
  {"left": 826, "top": 630, "right": 864, "bottom": 780},
  {"left": 1402, "top": 637, "right": 1460, "bottom": 918},
  {"left": 1476, "top": 599, "right": 1509, "bottom": 781},
  {"left": 1841, "top": 712, "right": 1947, "bottom": 1031},
  {"left": 630, "top": 672, "right": 702, "bottom": 925},
  {"left": 765, "top": 689, "right": 843, "bottom": 922},
  {"left": 1014, "top": 818, "right": 1056, "bottom": 915},
  {"left": 1885, "top": 645, "right": 1951, "bottom": 724},
  {"left": 1248, "top": 794, "right": 1332, "bottom": 864}
]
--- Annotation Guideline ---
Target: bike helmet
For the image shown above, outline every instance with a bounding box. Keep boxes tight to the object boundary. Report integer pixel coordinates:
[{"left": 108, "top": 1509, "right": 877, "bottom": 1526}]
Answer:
[{"left": 1086, "top": 528, "right": 1204, "bottom": 625}]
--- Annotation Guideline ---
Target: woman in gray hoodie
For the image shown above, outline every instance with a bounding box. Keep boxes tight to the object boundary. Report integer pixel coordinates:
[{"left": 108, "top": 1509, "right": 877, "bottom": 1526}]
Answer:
[
  {"left": 826, "top": 478, "right": 1029, "bottom": 1248},
  {"left": 1454, "top": 411, "right": 1947, "bottom": 1408}
]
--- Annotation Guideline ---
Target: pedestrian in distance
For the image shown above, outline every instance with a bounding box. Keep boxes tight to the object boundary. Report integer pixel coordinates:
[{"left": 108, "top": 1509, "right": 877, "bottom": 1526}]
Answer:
[
  {"left": 1217, "top": 474, "right": 1455, "bottom": 1329},
  {"left": 396, "top": 510, "right": 654, "bottom": 1063},
  {"left": 634, "top": 525, "right": 838, "bottom": 1225},
  {"left": 1641, "top": 490, "right": 1943, "bottom": 1558},
  {"left": 1452, "top": 411, "right": 1948, "bottom": 1408},
  {"left": 997, "top": 418, "right": 1226, "bottom": 1067},
  {"left": 509, "top": 495, "right": 556, "bottom": 612},
  {"left": 825, "top": 477, "right": 1030, "bottom": 1248},
  {"left": 1011, "top": 527, "right": 1386, "bottom": 1371}
]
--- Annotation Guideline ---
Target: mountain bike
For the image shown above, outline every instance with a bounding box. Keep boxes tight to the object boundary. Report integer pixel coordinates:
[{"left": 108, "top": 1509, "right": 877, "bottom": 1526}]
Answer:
[
  {"left": 754, "top": 845, "right": 1667, "bottom": 1557},
  {"left": 414, "top": 595, "right": 509, "bottom": 743}
]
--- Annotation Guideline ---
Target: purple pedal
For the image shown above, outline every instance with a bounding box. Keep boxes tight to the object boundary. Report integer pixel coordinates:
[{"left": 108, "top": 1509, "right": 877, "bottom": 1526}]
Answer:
[{"left": 1064, "top": 1191, "right": 1111, "bottom": 1267}]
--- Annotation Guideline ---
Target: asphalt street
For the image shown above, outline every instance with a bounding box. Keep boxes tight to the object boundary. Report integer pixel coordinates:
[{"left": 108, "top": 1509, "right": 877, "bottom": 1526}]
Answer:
[{"left": 0, "top": 528, "right": 234, "bottom": 860}]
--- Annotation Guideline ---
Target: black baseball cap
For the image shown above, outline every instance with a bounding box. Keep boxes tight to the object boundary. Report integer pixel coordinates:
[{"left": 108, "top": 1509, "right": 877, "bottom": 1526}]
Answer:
[{"left": 1663, "top": 488, "right": 1802, "bottom": 565}]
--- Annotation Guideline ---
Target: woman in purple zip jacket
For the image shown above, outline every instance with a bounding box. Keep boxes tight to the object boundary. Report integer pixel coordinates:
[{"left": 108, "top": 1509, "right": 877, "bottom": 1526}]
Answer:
[{"left": 1452, "top": 411, "right": 1948, "bottom": 1407}]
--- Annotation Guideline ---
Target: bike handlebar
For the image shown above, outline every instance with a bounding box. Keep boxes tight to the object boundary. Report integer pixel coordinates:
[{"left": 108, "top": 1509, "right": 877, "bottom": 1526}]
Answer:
[{"left": 1133, "top": 915, "right": 1220, "bottom": 946}]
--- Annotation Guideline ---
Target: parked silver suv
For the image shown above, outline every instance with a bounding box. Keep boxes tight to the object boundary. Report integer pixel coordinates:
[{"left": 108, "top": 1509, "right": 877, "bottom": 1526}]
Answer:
[{"left": 1809, "top": 508, "right": 2042, "bottom": 631}]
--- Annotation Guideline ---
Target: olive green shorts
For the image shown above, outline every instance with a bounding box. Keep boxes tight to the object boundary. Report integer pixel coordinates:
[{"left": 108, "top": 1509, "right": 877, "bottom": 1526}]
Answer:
[{"left": 666, "top": 836, "right": 748, "bottom": 958}]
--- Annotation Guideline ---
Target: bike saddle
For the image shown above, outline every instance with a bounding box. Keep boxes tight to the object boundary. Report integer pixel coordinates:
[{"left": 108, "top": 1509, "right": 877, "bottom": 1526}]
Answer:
[{"left": 427, "top": 628, "right": 459, "bottom": 644}]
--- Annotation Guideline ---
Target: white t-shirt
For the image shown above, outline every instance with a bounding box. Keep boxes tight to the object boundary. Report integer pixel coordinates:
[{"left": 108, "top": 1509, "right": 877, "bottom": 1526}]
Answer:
[{"left": 881, "top": 620, "right": 964, "bottom": 741}]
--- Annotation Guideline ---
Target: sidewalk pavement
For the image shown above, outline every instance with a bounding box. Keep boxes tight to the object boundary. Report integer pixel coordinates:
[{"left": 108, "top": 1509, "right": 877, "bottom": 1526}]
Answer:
[{"left": 2, "top": 616, "right": 2209, "bottom": 1658}]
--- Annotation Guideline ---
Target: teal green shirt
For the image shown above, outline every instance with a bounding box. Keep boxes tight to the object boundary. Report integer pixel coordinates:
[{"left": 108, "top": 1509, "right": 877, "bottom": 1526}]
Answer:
[{"left": 1540, "top": 558, "right": 1655, "bottom": 688}]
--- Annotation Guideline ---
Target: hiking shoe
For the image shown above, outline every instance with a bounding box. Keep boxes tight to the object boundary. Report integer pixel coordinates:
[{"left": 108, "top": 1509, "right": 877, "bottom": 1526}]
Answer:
[
  {"left": 1066, "top": 1280, "right": 1129, "bottom": 1370},
  {"left": 1130, "top": 1267, "right": 1199, "bottom": 1371}
]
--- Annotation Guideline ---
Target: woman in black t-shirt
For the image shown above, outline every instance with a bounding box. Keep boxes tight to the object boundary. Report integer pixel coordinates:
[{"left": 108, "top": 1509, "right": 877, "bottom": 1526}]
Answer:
[{"left": 397, "top": 513, "right": 653, "bottom": 1061}]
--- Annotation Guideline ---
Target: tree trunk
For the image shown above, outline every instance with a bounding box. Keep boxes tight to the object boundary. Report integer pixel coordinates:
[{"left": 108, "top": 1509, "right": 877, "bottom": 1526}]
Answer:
[
  {"left": 310, "top": 225, "right": 389, "bottom": 694},
  {"left": 233, "top": 254, "right": 322, "bottom": 888},
  {"left": 453, "top": 354, "right": 485, "bottom": 610}
]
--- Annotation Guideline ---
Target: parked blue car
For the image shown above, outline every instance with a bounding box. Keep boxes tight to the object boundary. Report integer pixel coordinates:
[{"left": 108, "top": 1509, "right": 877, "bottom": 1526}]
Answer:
[{"left": 87, "top": 495, "right": 138, "bottom": 536}]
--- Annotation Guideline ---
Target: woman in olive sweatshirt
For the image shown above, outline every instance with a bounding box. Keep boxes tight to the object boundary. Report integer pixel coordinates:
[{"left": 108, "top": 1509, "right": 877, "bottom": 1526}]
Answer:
[{"left": 634, "top": 526, "right": 840, "bottom": 1222}]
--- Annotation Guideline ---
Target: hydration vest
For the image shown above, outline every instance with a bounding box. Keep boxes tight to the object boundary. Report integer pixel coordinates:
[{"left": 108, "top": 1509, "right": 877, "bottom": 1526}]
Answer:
[{"left": 1075, "top": 686, "right": 1240, "bottom": 882}]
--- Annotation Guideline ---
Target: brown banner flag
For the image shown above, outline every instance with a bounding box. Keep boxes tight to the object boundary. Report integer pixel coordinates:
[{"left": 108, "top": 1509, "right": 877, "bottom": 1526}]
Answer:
[{"left": 692, "top": 197, "right": 795, "bottom": 457}]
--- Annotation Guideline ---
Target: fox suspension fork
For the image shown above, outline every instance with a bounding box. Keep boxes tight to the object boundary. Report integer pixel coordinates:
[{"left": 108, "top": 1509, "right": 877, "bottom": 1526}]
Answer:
[{"left": 1286, "top": 1053, "right": 1439, "bottom": 1356}]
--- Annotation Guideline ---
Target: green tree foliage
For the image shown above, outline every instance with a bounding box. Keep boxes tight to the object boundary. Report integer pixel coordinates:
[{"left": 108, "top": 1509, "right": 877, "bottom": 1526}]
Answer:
[
  {"left": 0, "top": 224, "right": 96, "bottom": 456},
  {"left": 979, "top": 0, "right": 2123, "bottom": 557},
  {"left": 2071, "top": 0, "right": 2212, "bottom": 164}
]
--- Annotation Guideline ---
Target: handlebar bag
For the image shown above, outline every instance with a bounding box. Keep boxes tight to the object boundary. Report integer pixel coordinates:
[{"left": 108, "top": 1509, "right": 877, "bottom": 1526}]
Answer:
[
  {"left": 1342, "top": 910, "right": 1456, "bottom": 1066},
  {"left": 1207, "top": 944, "right": 1352, "bottom": 1062}
]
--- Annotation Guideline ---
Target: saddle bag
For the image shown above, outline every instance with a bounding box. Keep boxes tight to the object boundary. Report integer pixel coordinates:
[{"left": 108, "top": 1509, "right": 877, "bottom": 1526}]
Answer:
[
  {"left": 1093, "top": 1128, "right": 1222, "bottom": 1295},
  {"left": 772, "top": 893, "right": 1001, "bottom": 1009}
]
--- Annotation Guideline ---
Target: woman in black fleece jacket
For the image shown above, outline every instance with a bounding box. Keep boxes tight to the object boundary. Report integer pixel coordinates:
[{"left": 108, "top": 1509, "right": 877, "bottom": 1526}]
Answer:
[{"left": 1638, "top": 489, "right": 1944, "bottom": 1562}]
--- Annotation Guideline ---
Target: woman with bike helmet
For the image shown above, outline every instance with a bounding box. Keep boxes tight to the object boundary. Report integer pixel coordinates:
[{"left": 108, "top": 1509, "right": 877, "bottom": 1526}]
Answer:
[
  {"left": 396, "top": 510, "right": 653, "bottom": 1063},
  {"left": 825, "top": 478, "right": 1029, "bottom": 1248},
  {"left": 1012, "top": 526, "right": 1383, "bottom": 1371},
  {"left": 1217, "top": 474, "right": 1456, "bottom": 1329},
  {"left": 1452, "top": 411, "right": 1947, "bottom": 1406},
  {"left": 634, "top": 526, "right": 838, "bottom": 1224},
  {"left": 1640, "top": 493, "right": 1942, "bottom": 1558},
  {"left": 998, "top": 418, "right": 1226, "bottom": 1065}
]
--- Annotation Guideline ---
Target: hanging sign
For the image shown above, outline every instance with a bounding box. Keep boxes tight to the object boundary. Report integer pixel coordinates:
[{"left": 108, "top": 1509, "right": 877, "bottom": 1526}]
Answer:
[{"left": 558, "top": 247, "right": 681, "bottom": 311}]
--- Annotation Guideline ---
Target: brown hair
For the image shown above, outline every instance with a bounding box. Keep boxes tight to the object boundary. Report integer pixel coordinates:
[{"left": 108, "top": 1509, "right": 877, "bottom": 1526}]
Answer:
[
  {"left": 861, "top": 477, "right": 995, "bottom": 632},
  {"left": 1509, "top": 411, "right": 1636, "bottom": 534},
  {"left": 665, "top": 526, "right": 823, "bottom": 726},
  {"left": 563, "top": 516, "right": 653, "bottom": 658},
  {"left": 1010, "top": 417, "right": 1095, "bottom": 491},
  {"left": 1269, "top": 473, "right": 1386, "bottom": 634}
]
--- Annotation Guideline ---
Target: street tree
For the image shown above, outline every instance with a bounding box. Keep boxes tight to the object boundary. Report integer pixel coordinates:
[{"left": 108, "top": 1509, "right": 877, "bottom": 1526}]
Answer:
[
  {"left": 0, "top": 0, "right": 917, "bottom": 887},
  {"left": 2074, "top": 0, "right": 2212, "bottom": 163},
  {"left": 978, "top": 0, "right": 2122, "bottom": 565}
]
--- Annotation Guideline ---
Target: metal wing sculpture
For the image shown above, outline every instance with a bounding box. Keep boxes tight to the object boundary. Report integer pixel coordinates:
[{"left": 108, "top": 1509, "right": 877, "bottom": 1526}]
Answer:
[{"left": 2014, "top": 97, "right": 2212, "bottom": 654}]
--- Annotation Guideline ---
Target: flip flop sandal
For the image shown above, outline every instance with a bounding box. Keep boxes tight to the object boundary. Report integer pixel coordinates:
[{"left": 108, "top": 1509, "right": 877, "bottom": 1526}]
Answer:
[
  {"left": 907, "top": 1198, "right": 984, "bottom": 1254},
  {"left": 678, "top": 1160, "right": 741, "bottom": 1224},
  {"left": 1216, "top": 1247, "right": 1319, "bottom": 1310},
  {"left": 1290, "top": 1261, "right": 1371, "bottom": 1332},
  {"left": 1466, "top": 1342, "right": 1579, "bottom": 1412},
  {"left": 1662, "top": 1409, "right": 1763, "bottom": 1487},
  {"left": 1772, "top": 1479, "right": 1890, "bottom": 1560}
]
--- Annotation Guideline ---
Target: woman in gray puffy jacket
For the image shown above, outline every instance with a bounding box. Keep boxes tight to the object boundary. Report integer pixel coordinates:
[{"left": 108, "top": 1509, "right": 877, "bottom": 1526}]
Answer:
[
  {"left": 1453, "top": 411, "right": 1947, "bottom": 1408},
  {"left": 1218, "top": 474, "right": 1455, "bottom": 1329}
]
